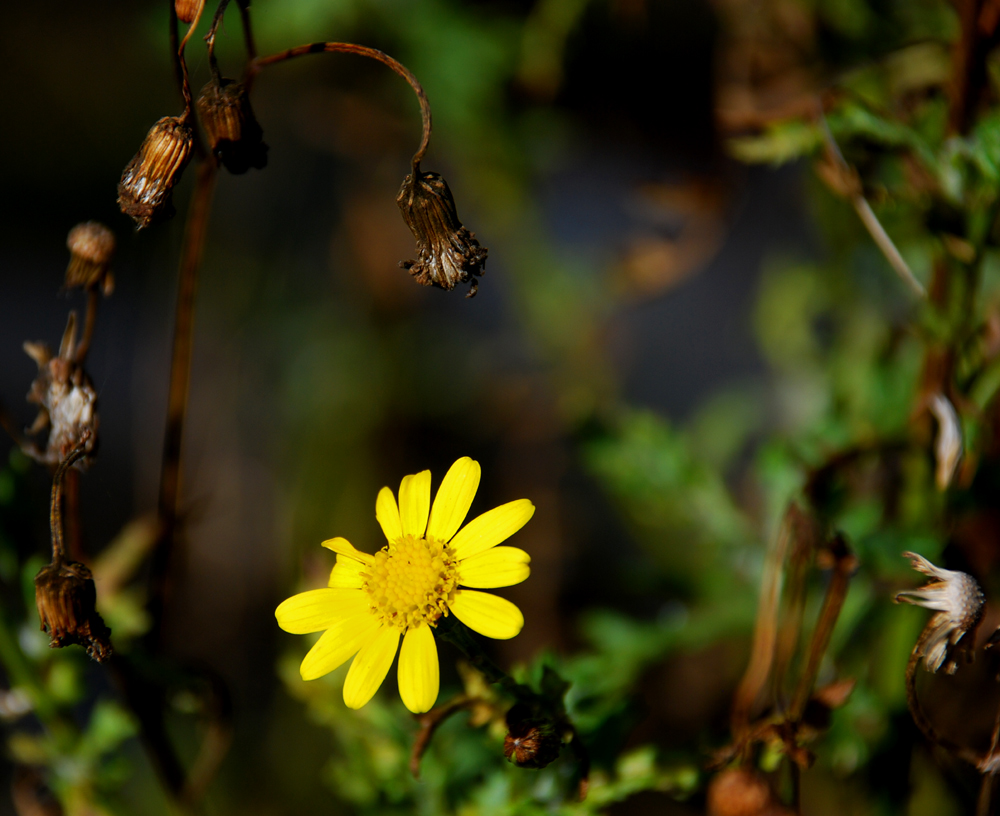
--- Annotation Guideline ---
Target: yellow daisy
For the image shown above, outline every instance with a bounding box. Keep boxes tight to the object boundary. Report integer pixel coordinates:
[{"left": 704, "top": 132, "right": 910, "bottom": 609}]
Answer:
[{"left": 276, "top": 457, "right": 534, "bottom": 714}]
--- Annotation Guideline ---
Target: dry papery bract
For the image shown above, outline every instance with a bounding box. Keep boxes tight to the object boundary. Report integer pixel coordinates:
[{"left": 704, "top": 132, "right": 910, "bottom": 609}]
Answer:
[
  {"left": 397, "top": 170, "right": 488, "bottom": 297},
  {"left": 65, "top": 222, "right": 115, "bottom": 294},
  {"left": 117, "top": 116, "right": 194, "bottom": 230},
  {"left": 197, "top": 77, "right": 268, "bottom": 174},
  {"left": 22, "top": 314, "right": 98, "bottom": 470}
]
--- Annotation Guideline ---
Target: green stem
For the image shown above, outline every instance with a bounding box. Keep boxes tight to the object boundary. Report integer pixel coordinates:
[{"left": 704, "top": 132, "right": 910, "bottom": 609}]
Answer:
[{"left": 435, "top": 616, "right": 535, "bottom": 705}]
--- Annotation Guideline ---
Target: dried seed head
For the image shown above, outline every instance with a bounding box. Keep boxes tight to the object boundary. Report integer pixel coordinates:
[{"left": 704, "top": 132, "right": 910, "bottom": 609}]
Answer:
[
  {"left": 23, "top": 313, "right": 98, "bottom": 469},
  {"left": 397, "top": 170, "right": 488, "bottom": 297},
  {"left": 34, "top": 559, "right": 112, "bottom": 662},
  {"left": 196, "top": 78, "right": 268, "bottom": 175},
  {"left": 503, "top": 705, "right": 561, "bottom": 769},
  {"left": 895, "top": 551, "right": 985, "bottom": 673},
  {"left": 118, "top": 116, "right": 194, "bottom": 230},
  {"left": 175, "top": 0, "right": 204, "bottom": 24},
  {"left": 65, "top": 222, "right": 116, "bottom": 295}
]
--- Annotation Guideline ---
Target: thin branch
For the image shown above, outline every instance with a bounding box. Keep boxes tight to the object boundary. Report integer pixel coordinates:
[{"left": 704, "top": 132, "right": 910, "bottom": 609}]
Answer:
[
  {"left": 731, "top": 506, "right": 796, "bottom": 739},
  {"left": 248, "top": 42, "right": 432, "bottom": 170},
  {"left": 150, "top": 157, "right": 219, "bottom": 639},
  {"left": 819, "top": 114, "right": 927, "bottom": 299},
  {"left": 788, "top": 535, "right": 856, "bottom": 721},
  {"left": 49, "top": 434, "right": 91, "bottom": 566},
  {"left": 74, "top": 289, "right": 100, "bottom": 364},
  {"left": 410, "top": 694, "right": 474, "bottom": 778}
]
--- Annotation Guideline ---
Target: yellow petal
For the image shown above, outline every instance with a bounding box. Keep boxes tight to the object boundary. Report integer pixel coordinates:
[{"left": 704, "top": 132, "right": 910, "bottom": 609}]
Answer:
[
  {"left": 458, "top": 547, "right": 531, "bottom": 589},
  {"left": 343, "top": 624, "right": 400, "bottom": 709},
  {"left": 329, "top": 556, "right": 366, "bottom": 589},
  {"left": 449, "top": 499, "right": 535, "bottom": 560},
  {"left": 275, "top": 588, "right": 369, "bottom": 634},
  {"left": 322, "top": 537, "right": 373, "bottom": 565},
  {"left": 449, "top": 590, "right": 524, "bottom": 640},
  {"left": 398, "top": 625, "right": 439, "bottom": 713},
  {"left": 398, "top": 470, "right": 431, "bottom": 538},
  {"left": 427, "top": 457, "right": 481, "bottom": 543},
  {"left": 376, "top": 487, "right": 403, "bottom": 543},
  {"left": 300, "top": 611, "right": 380, "bottom": 681}
]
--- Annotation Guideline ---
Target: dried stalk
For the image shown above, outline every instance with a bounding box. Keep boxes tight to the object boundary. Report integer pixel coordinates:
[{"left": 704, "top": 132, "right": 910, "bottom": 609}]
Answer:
[
  {"left": 788, "top": 536, "right": 856, "bottom": 721},
  {"left": 410, "top": 694, "right": 474, "bottom": 778},
  {"left": 151, "top": 157, "right": 218, "bottom": 636},
  {"left": 207, "top": 0, "right": 256, "bottom": 82},
  {"left": 819, "top": 114, "right": 926, "bottom": 299},
  {"left": 248, "top": 42, "right": 432, "bottom": 170},
  {"left": 731, "top": 507, "right": 795, "bottom": 739}
]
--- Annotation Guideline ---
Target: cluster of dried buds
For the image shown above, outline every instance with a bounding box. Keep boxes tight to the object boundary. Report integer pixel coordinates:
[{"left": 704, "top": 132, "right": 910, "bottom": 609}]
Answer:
[
  {"left": 23, "top": 313, "right": 98, "bottom": 469},
  {"left": 397, "top": 169, "right": 489, "bottom": 297}
]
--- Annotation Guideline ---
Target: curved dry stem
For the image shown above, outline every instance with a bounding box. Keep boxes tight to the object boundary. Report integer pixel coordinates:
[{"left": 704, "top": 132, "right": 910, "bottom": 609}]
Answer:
[
  {"left": 249, "top": 42, "right": 432, "bottom": 170},
  {"left": 151, "top": 158, "right": 218, "bottom": 638},
  {"left": 49, "top": 433, "right": 92, "bottom": 565},
  {"left": 904, "top": 627, "right": 980, "bottom": 765},
  {"left": 206, "top": 0, "right": 256, "bottom": 81}
]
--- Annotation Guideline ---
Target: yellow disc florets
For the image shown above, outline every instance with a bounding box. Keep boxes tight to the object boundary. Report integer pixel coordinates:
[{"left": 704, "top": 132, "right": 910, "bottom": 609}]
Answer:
[{"left": 362, "top": 535, "right": 459, "bottom": 631}]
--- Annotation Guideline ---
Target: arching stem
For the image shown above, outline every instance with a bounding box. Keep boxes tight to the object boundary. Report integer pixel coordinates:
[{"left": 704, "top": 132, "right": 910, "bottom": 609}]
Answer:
[{"left": 248, "top": 41, "right": 432, "bottom": 171}]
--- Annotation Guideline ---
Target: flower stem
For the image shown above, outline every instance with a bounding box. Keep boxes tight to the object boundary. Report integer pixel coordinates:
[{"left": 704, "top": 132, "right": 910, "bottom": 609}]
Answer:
[
  {"left": 435, "top": 616, "right": 535, "bottom": 705},
  {"left": 151, "top": 157, "right": 218, "bottom": 637},
  {"left": 248, "top": 41, "right": 432, "bottom": 170}
]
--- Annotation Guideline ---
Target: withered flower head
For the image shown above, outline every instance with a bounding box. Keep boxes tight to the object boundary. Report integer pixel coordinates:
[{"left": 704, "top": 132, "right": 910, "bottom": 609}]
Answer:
[
  {"left": 35, "top": 559, "right": 112, "bottom": 662},
  {"left": 503, "top": 704, "right": 561, "bottom": 769},
  {"left": 118, "top": 116, "right": 194, "bottom": 230},
  {"left": 197, "top": 78, "right": 268, "bottom": 175},
  {"left": 397, "top": 170, "right": 488, "bottom": 298},
  {"left": 65, "top": 221, "right": 116, "bottom": 295},
  {"left": 895, "top": 551, "right": 984, "bottom": 673},
  {"left": 23, "top": 313, "right": 98, "bottom": 469}
]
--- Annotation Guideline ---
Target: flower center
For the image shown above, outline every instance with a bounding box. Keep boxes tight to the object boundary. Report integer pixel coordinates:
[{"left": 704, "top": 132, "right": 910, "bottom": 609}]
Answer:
[{"left": 362, "top": 535, "right": 459, "bottom": 631}]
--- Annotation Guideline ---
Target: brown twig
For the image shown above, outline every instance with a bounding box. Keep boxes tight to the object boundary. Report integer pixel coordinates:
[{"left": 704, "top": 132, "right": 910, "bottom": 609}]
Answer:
[
  {"left": 818, "top": 112, "right": 926, "bottom": 299},
  {"left": 150, "top": 157, "right": 218, "bottom": 639},
  {"left": 788, "top": 535, "right": 857, "bottom": 721},
  {"left": 206, "top": 0, "right": 256, "bottom": 82},
  {"left": 74, "top": 289, "right": 100, "bottom": 364},
  {"left": 248, "top": 42, "right": 432, "bottom": 170},
  {"left": 49, "top": 435, "right": 91, "bottom": 566},
  {"left": 731, "top": 506, "right": 796, "bottom": 740},
  {"left": 904, "top": 627, "right": 981, "bottom": 765},
  {"left": 410, "top": 694, "right": 474, "bottom": 778}
]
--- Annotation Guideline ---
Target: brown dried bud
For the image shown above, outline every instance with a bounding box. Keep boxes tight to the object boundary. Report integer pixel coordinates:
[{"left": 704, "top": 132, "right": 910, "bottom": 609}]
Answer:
[
  {"left": 34, "top": 559, "right": 112, "bottom": 662},
  {"left": 118, "top": 116, "right": 194, "bottom": 230},
  {"left": 706, "top": 768, "right": 789, "bottom": 816},
  {"left": 175, "top": 0, "right": 204, "bottom": 24},
  {"left": 503, "top": 705, "right": 561, "bottom": 769},
  {"left": 65, "top": 222, "right": 116, "bottom": 295},
  {"left": 23, "top": 313, "right": 98, "bottom": 469},
  {"left": 196, "top": 78, "right": 268, "bottom": 175},
  {"left": 397, "top": 170, "right": 488, "bottom": 297}
]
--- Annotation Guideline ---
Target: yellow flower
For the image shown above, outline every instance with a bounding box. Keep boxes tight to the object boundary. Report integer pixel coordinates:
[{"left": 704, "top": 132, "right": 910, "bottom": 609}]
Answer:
[{"left": 276, "top": 457, "right": 534, "bottom": 713}]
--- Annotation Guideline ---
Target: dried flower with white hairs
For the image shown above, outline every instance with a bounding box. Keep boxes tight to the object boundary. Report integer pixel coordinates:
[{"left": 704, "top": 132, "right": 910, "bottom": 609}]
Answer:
[{"left": 895, "top": 551, "right": 984, "bottom": 674}]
